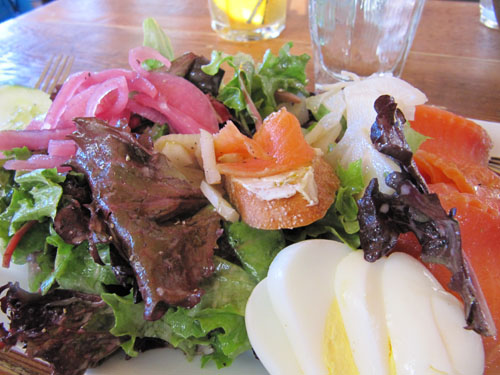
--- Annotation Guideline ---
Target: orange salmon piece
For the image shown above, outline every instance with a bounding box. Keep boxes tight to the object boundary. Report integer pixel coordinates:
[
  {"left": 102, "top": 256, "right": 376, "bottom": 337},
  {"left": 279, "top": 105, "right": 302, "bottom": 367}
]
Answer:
[
  {"left": 213, "top": 121, "right": 269, "bottom": 161},
  {"left": 430, "top": 183, "right": 500, "bottom": 375},
  {"left": 214, "top": 108, "right": 315, "bottom": 177},
  {"left": 394, "top": 182, "right": 500, "bottom": 374},
  {"left": 414, "top": 149, "right": 500, "bottom": 201},
  {"left": 411, "top": 105, "right": 492, "bottom": 166},
  {"left": 411, "top": 104, "right": 500, "bottom": 211},
  {"left": 401, "top": 105, "right": 500, "bottom": 374}
]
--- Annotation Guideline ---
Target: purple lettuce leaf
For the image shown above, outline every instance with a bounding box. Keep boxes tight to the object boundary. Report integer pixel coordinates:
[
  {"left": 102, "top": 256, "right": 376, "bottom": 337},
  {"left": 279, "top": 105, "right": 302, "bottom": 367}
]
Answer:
[{"left": 0, "top": 283, "right": 121, "bottom": 375}]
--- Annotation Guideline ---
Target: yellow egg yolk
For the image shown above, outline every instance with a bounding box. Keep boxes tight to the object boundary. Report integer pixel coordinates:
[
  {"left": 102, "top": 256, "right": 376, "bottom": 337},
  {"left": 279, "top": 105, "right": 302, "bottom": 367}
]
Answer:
[
  {"left": 388, "top": 339, "right": 397, "bottom": 375},
  {"left": 324, "top": 299, "right": 398, "bottom": 375},
  {"left": 323, "top": 299, "right": 359, "bottom": 375}
]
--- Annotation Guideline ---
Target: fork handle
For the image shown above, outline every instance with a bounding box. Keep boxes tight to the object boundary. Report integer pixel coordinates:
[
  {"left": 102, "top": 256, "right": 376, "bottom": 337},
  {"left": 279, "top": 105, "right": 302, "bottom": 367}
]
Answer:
[{"left": 0, "top": 350, "right": 52, "bottom": 375}]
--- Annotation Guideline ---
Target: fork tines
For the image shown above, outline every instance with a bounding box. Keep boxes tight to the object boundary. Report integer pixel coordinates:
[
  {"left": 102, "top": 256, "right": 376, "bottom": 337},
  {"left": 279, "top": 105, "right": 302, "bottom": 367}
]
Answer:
[
  {"left": 488, "top": 156, "right": 500, "bottom": 175},
  {"left": 35, "top": 55, "right": 74, "bottom": 94}
]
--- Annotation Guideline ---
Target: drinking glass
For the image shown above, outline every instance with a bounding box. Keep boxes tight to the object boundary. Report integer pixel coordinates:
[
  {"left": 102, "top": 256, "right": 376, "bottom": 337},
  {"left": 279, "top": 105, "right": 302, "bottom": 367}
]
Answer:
[
  {"left": 309, "top": 0, "right": 426, "bottom": 90},
  {"left": 480, "top": 0, "right": 499, "bottom": 29},
  {"left": 208, "top": 0, "right": 287, "bottom": 42}
]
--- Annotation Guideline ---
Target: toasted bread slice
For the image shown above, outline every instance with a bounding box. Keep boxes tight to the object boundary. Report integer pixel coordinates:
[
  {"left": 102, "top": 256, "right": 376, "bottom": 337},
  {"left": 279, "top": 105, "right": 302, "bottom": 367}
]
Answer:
[{"left": 225, "top": 156, "right": 339, "bottom": 229}]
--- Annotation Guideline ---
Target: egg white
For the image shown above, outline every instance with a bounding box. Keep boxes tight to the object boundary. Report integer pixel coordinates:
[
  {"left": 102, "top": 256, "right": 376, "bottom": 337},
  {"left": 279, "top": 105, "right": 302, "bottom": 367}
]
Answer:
[
  {"left": 245, "top": 279, "right": 303, "bottom": 375},
  {"left": 381, "top": 252, "right": 456, "bottom": 374},
  {"left": 245, "top": 240, "right": 485, "bottom": 375},
  {"left": 334, "top": 250, "right": 390, "bottom": 375},
  {"left": 431, "top": 291, "right": 485, "bottom": 375},
  {"left": 265, "top": 239, "right": 351, "bottom": 375}
]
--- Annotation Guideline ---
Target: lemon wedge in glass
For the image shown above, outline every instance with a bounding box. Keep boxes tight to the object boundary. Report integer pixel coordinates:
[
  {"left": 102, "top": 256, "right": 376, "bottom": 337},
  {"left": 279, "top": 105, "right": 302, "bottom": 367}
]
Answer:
[{"left": 212, "top": 0, "right": 267, "bottom": 26}]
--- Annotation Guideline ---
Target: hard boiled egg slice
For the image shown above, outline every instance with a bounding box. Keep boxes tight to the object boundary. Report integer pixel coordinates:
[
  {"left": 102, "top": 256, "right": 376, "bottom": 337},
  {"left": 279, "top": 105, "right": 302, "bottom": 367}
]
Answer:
[
  {"left": 332, "top": 250, "right": 390, "bottom": 375},
  {"left": 245, "top": 279, "right": 302, "bottom": 375},
  {"left": 381, "top": 252, "right": 484, "bottom": 375},
  {"left": 431, "top": 291, "right": 485, "bottom": 375},
  {"left": 245, "top": 240, "right": 485, "bottom": 375},
  {"left": 382, "top": 252, "right": 453, "bottom": 374},
  {"left": 245, "top": 239, "right": 351, "bottom": 375},
  {"left": 266, "top": 239, "right": 351, "bottom": 375},
  {"left": 330, "top": 251, "right": 484, "bottom": 375}
]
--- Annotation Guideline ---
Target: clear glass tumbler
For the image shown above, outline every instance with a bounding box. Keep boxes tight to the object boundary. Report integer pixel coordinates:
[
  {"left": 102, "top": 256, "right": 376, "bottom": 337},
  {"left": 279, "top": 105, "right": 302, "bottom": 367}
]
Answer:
[
  {"left": 309, "top": 0, "right": 426, "bottom": 89},
  {"left": 480, "top": 0, "right": 499, "bottom": 29},
  {"left": 208, "top": 0, "right": 287, "bottom": 42}
]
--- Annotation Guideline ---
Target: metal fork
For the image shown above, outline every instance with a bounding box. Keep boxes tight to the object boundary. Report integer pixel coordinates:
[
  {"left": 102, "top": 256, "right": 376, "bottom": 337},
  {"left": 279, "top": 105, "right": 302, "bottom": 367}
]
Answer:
[
  {"left": 489, "top": 156, "right": 500, "bottom": 176},
  {"left": 34, "top": 55, "right": 74, "bottom": 94}
]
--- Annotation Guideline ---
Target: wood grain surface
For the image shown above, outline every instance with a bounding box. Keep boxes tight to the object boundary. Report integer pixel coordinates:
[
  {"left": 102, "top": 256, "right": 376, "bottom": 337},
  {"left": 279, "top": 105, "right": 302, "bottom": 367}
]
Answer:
[{"left": 0, "top": 0, "right": 498, "bottom": 121}]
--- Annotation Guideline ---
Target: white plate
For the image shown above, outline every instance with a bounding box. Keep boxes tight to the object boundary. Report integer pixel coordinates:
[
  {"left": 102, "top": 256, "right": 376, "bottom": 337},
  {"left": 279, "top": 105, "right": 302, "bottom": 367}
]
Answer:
[
  {"left": 476, "top": 120, "right": 500, "bottom": 155},
  {"left": 1, "top": 119, "right": 499, "bottom": 375}
]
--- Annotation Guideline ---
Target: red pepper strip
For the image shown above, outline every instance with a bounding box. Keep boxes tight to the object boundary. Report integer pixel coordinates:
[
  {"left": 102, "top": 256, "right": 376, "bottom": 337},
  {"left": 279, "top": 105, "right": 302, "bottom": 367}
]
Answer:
[{"left": 2, "top": 220, "right": 37, "bottom": 269}]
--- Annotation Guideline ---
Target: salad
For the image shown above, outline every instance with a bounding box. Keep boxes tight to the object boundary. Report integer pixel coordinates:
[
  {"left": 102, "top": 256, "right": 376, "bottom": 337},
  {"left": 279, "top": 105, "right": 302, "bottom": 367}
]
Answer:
[{"left": 0, "top": 18, "right": 498, "bottom": 375}]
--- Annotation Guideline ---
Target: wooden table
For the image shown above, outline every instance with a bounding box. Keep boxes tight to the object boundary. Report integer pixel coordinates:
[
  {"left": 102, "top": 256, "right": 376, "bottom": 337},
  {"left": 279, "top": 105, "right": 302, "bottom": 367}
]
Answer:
[{"left": 0, "top": 0, "right": 499, "bottom": 122}]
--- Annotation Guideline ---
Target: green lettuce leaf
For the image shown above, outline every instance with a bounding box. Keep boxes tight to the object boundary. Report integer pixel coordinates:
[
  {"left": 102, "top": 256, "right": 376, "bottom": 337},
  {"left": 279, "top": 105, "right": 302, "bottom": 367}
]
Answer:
[
  {"left": 0, "top": 168, "right": 64, "bottom": 254},
  {"left": 142, "top": 17, "right": 174, "bottom": 61},
  {"left": 404, "top": 121, "right": 431, "bottom": 152},
  {"left": 0, "top": 168, "right": 14, "bottom": 243},
  {"left": 225, "top": 221, "right": 285, "bottom": 282},
  {"left": 10, "top": 221, "right": 49, "bottom": 265},
  {"left": 197, "top": 256, "right": 257, "bottom": 315},
  {"left": 36, "top": 228, "right": 117, "bottom": 295},
  {"left": 329, "top": 160, "right": 365, "bottom": 241},
  {"left": 0, "top": 168, "right": 115, "bottom": 298},
  {"left": 102, "top": 292, "right": 191, "bottom": 357},
  {"left": 5, "top": 168, "right": 64, "bottom": 234},
  {"left": 28, "top": 250, "right": 54, "bottom": 293},
  {"left": 2, "top": 146, "right": 31, "bottom": 160},
  {"left": 103, "top": 256, "right": 256, "bottom": 368},
  {"left": 202, "top": 42, "right": 310, "bottom": 133}
]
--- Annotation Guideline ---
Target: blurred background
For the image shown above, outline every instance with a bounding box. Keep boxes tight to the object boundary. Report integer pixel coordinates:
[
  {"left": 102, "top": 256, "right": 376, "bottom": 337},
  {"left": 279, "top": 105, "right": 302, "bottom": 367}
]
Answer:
[{"left": 0, "top": 0, "right": 482, "bottom": 24}]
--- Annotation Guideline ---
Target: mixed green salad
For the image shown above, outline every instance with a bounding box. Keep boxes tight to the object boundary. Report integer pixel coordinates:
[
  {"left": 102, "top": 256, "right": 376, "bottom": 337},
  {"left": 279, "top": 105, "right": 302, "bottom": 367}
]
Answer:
[
  {"left": 1, "top": 18, "right": 492, "bottom": 375},
  {"left": 0, "top": 19, "right": 366, "bottom": 375}
]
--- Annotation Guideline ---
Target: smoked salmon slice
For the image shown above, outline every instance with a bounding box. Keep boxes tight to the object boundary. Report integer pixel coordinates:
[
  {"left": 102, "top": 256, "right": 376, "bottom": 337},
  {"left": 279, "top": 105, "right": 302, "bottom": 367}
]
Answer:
[
  {"left": 414, "top": 150, "right": 500, "bottom": 207},
  {"left": 213, "top": 108, "right": 315, "bottom": 177},
  {"left": 411, "top": 104, "right": 492, "bottom": 166},
  {"left": 213, "top": 121, "right": 270, "bottom": 161},
  {"left": 395, "top": 183, "right": 500, "bottom": 374},
  {"left": 404, "top": 105, "right": 500, "bottom": 374},
  {"left": 431, "top": 183, "right": 500, "bottom": 375}
]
